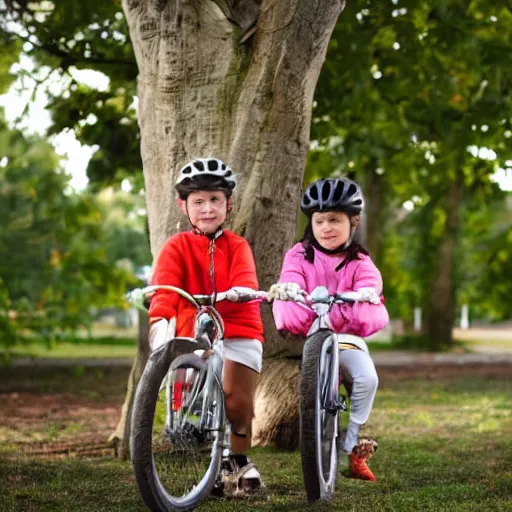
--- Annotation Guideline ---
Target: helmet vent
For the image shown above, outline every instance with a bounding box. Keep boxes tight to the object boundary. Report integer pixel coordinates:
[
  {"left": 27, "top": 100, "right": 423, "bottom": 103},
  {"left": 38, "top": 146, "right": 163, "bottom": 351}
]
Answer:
[
  {"left": 321, "top": 182, "right": 331, "bottom": 201},
  {"left": 333, "top": 182, "right": 344, "bottom": 202}
]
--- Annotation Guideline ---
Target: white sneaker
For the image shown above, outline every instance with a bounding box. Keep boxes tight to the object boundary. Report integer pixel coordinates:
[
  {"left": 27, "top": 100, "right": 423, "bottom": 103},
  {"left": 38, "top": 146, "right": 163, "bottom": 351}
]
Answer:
[{"left": 214, "top": 456, "right": 264, "bottom": 498}]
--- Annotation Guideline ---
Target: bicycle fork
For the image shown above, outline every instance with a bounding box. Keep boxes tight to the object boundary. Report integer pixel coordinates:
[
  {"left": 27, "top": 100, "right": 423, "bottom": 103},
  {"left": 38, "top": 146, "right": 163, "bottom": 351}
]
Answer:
[{"left": 324, "top": 336, "right": 347, "bottom": 414}]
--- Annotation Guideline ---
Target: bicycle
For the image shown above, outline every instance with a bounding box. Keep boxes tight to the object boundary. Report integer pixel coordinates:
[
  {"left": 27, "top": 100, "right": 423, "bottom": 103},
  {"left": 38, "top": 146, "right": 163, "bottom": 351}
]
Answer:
[
  {"left": 274, "top": 285, "right": 371, "bottom": 502},
  {"left": 127, "top": 285, "right": 267, "bottom": 512}
]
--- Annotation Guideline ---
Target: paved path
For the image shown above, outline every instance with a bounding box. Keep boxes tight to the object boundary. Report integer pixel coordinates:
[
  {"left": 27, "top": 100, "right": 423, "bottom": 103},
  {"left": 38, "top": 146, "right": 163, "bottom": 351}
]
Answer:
[
  {"left": 7, "top": 351, "right": 512, "bottom": 368},
  {"left": 372, "top": 351, "right": 512, "bottom": 367}
]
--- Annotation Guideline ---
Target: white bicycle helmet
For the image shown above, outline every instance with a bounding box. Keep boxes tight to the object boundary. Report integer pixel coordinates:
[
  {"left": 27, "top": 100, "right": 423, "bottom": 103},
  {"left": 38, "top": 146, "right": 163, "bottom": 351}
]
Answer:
[{"left": 175, "top": 158, "right": 237, "bottom": 198}]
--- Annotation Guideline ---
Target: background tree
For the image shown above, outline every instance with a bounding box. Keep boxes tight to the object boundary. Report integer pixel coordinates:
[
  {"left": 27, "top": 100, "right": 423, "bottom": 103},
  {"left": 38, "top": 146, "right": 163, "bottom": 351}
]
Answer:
[
  {"left": 0, "top": 113, "right": 138, "bottom": 346},
  {"left": 309, "top": 0, "right": 512, "bottom": 345},
  {"left": 2, "top": 0, "right": 347, "bottom": 455},
  {"left": 2, "top": 0, "right": 512, "bottom": 455}
]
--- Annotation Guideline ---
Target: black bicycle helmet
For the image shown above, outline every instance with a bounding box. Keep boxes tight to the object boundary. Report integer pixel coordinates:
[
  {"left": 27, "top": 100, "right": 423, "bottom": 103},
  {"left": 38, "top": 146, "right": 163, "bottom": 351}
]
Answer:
[
  {"left": 175, "top": 158, "right": 237, "bottom": 199},
  {"left": 300, "top": 178, "right": 364, "bottom": 216}
]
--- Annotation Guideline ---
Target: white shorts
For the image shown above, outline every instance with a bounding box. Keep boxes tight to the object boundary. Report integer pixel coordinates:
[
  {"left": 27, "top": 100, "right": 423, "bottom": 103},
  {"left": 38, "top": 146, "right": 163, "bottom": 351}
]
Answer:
[{"left": 223, "top": 338, "right": 263, "bottom": 374}]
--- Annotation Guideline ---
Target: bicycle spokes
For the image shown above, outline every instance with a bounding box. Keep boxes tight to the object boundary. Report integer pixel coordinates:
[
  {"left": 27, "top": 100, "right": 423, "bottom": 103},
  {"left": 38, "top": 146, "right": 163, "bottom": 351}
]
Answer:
[{"left": 152, "top": 363, "right": 220, "bottom": 500}]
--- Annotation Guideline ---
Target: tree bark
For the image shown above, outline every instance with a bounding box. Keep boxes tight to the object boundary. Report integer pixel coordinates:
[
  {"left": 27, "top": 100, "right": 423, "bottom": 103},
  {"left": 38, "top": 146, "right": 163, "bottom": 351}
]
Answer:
[
  {"left": 252, "top": 358, "right": 301, "bottom": 449},
  {"left": 113, "top": 0, "right": 345, "bottom": 457}
]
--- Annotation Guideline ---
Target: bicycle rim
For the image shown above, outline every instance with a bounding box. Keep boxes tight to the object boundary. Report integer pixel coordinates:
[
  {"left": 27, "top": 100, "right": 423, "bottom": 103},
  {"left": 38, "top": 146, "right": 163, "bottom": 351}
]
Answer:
[
  {"left": 300, "top": 331, "right": 339, "bottom": 502},
  {"left": 132, "top": 351, "right": 224, "bottom": 512},
  {"left": 156, "top": 358, "right": 223, "bottom": 506},
  {"left": 315, "top": 340, "right": 338, "bottom": 496}
]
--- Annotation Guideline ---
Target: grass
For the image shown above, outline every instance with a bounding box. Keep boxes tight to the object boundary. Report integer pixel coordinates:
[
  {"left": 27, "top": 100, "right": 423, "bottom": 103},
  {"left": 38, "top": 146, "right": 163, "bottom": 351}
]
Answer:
[
  {"left": 367, "top": 334, "right": 476, "bottom": 353},
  {"left": 2, "top": 323, "right": 510, "bottom": 363},
  {"left": 0, "top": 336, "right": 136, "bottom": 362},
  {"left": 1, "top": 365, "right": 511, "bottom": 511}
]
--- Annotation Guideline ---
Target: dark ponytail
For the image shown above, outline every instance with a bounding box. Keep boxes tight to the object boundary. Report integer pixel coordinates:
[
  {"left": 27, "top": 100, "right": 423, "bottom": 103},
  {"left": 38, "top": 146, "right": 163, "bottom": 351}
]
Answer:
[
  {"left": 334, "top": 242, "right": 369, "bottom": 271},
  {"left": 300, "top": 223, "right": 316, "bottom": 263}
]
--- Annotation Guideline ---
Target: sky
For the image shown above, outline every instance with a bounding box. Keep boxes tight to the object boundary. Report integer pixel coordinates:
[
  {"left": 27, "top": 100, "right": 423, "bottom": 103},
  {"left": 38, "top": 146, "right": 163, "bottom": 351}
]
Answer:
[{"left": 0, "top": 55, "right": 511, "bottom": 195}]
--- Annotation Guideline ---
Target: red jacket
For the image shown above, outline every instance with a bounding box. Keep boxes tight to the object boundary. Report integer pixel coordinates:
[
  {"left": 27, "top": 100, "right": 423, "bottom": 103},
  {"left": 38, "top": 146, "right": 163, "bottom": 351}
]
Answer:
[{"left": 149, "top": 230, "right": 264, "bottom": 342}]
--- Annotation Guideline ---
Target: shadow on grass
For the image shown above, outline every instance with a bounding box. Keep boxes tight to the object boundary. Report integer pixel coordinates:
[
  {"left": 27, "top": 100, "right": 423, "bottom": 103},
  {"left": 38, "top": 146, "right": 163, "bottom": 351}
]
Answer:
[{"left": 1, "top": 430, "right": 511, "bottom": 512}]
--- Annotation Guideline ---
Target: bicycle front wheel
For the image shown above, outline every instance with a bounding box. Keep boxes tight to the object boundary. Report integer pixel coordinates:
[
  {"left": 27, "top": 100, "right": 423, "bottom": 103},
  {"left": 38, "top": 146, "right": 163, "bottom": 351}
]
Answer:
[
  {"left": 300, "top": 330, "right": 340, "bottom": 502},
  {"left": 131, "top": 348, "right": 225, "bottom": 512}
]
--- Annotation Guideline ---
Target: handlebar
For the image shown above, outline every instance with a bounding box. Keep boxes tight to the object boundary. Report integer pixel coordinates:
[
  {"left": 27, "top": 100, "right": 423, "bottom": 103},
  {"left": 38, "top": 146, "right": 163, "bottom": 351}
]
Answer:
[
  {"left": 126, "top": 284, "right": 379, "bottom": 312},
  {"left": 126, "top": 285, "right": 268, "bottom": 312},
  {"left": 292, "top": 288, "right": 359, "bottom": 306}
]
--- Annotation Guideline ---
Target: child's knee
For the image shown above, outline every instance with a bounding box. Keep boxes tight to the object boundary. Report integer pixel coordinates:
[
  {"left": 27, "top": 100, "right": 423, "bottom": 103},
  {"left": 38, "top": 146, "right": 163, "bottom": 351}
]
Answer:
[
  {"left": 355, "top": 371, "right": 378, "bottom": 394},
  {"left": 225, "top": 391, "right": 254, "bottom": 425}
]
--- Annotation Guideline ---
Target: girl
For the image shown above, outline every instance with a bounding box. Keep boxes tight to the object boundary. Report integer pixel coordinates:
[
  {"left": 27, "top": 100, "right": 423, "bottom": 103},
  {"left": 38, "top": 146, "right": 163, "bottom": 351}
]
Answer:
[
  {"left": 149, "top": 158, "right": 263, "bottom": 494},
  {"left": 270, "top": 177, "right": 389, "bottom": 481}
]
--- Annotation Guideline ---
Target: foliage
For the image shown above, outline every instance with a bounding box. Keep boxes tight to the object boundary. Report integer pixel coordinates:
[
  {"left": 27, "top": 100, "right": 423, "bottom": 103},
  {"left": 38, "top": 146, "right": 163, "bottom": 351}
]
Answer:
[
  {"left": 458, "top": 194, "right": 512, "bottom": 320},
  {"left": 2, "top": 0, "right": 512, "bottom": 330},
  {"left": 0, "top": 0, "right": 141, "bottom": 190},
  {"left": 0, "top": 34, "right": 22, "bottom": 94},
  {"left": 96, "top": 189, "right": 151, "bottom": 271},
  {"left": 308, "top": 0, "right": 512, "bottom": 327},
  {"left": 0, "top": 116, "right": 140, "bottom": 345}
]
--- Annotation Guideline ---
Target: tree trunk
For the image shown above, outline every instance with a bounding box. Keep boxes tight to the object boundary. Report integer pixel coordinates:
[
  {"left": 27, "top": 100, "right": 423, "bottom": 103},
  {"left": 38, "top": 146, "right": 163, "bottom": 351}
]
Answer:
[
  {"left": 109, "top": 310, "right": 149, "bottom": 458},
  {"left": 252, "top": 358, "right": 301, "bottom": 449},
  {"left": 362, "top": 162, "right": 384, "bottom": 262},
  {"left": 425, "top": 174, "right": 463, "bottom": 348},
  {"left": 112, "top": 0, "right": 345, "bottom": 456}
]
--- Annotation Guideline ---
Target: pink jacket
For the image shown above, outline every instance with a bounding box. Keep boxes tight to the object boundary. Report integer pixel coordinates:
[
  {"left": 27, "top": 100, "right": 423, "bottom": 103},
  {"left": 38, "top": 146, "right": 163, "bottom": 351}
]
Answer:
[{"left": 272, "top": 243, "right": 389, "bottom": 338}]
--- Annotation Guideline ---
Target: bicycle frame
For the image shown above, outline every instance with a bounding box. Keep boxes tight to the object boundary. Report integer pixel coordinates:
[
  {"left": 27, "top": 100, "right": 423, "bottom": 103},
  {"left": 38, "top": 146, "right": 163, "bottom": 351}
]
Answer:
[
  {"left": 128, "top": 285, "right": 266, "bottom": 452},
  {"left": 278, "top": 285, "right": 375, "bottom": 502},
  {"left": 322, "top": 335, "right": 341, "bottom": 414}
]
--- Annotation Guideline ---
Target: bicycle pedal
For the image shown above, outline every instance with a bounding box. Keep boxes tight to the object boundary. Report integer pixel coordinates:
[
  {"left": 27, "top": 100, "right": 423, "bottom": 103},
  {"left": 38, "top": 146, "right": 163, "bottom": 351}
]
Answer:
[{"left": 327, "top": 396, "right": 348, "bottom": 413}]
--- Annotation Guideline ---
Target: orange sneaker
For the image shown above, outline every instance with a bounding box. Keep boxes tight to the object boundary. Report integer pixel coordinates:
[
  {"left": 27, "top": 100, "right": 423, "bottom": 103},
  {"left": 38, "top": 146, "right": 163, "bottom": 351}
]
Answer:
[{"left": 349, "top": 437, "right": 378, "bottom": 482}]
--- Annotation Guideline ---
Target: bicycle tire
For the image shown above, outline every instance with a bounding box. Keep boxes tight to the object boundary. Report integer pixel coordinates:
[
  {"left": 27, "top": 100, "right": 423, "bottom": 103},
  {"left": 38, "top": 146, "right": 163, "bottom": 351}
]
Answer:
[
  {"left": 131, "top": 346, "right": 224, "bottom": 512},
  {"left": 300, "top": 330, "right": 340, "bottom": 502}
]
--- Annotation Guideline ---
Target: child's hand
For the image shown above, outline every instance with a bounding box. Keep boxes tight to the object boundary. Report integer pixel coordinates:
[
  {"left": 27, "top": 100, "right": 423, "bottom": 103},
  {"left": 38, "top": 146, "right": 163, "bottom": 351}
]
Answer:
[
  {"left": 268, "top": 282, "right": 304, "bottom": 301},
  {"left": 356, "top": 287, "right": 382, "bottom": 305}
]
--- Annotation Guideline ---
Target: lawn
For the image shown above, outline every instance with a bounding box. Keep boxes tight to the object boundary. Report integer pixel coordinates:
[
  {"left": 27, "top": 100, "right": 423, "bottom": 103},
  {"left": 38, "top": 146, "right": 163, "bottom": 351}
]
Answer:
[
  {"left": 0, "top": 336, "right": 136, "bottom": 362},
  {"left": 0, "top": 364, "right": 511, "bottom": 511}
]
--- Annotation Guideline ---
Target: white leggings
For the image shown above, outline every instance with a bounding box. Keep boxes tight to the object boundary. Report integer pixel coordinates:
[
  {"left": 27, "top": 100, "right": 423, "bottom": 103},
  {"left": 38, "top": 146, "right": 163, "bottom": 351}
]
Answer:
[{"left": 339, "top": 348, "right": 379, "bottom": 453}]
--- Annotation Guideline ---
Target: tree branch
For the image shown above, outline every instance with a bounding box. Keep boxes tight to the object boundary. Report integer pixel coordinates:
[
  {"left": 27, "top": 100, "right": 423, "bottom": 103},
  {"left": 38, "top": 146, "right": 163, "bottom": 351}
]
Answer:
[
  {"left": 1, "top": 27, "right": 138, "bottom": 75},
  {"left": 203, "top": 0, "right": 261, "bottom": 40}
]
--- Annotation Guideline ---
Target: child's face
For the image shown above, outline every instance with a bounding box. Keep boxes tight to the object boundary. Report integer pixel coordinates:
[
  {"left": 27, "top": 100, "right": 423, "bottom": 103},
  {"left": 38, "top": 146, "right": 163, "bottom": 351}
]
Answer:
[
  {"left": 311, "top": 211, "right": 355, "bottom": 251},
  {"left": 180, "top": 190, "right": 231, "bottom": 234}
]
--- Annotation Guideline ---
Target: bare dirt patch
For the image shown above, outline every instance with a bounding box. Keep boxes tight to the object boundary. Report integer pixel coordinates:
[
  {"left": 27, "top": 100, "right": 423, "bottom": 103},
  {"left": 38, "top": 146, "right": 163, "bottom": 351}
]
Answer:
[
  {"left": 0, "top": 365, "right": 130, "bottom": 458},
  {"left": 0, "top": 392, "right": 121, "bottom": 457},
  {"left": 1, "top": 362, "right": 510, "bottom": 458}
]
